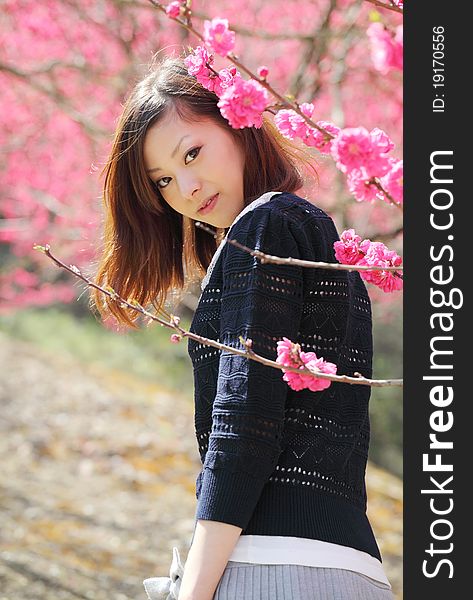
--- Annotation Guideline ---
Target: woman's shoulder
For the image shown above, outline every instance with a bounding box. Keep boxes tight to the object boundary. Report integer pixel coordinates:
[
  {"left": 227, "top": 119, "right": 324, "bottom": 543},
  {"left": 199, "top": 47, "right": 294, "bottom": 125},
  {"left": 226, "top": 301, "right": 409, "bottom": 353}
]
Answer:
[
  {"left": 246, "top": 192, "right": 338, "bottom": 252},
  {"left": 253, "top": 192, "right": 332, "bottom": 227},
  {"left": 232, "top": 190, "right": 333, "bottom": 233},
  {"left": 225, "top": 190, "right": 340, "bottom": 264},
  {"left": 267, "top": 191, "right": 333, "bottom": 226}
]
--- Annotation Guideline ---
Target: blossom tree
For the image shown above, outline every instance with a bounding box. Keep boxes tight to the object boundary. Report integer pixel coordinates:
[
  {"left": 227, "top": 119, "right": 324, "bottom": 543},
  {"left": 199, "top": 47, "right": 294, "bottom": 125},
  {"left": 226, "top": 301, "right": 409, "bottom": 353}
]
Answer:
[{"left": 1, "top": 0, "right": 403, "bottom": 335}]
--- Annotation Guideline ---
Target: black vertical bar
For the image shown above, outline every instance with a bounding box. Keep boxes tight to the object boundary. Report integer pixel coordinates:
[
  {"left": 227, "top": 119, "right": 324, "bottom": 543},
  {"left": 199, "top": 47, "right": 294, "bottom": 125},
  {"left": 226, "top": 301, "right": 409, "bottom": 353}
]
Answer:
[{"left": 405, "top": 2, "right": 467, "bottom": 597}]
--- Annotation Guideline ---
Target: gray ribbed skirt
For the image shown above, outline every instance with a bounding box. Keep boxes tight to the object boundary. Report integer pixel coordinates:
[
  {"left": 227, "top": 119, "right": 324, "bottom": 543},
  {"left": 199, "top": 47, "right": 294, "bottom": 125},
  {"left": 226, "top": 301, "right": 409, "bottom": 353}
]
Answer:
[{"left": 212, "top": 561, "right": 395, "bottom": 600}]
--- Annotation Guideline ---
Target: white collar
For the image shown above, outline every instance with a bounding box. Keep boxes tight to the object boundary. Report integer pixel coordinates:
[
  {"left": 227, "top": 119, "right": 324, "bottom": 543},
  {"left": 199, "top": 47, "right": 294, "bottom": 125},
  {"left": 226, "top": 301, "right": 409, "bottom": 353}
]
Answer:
[{"left": 200, "top": 191, "right": 283, "bottom": 291}]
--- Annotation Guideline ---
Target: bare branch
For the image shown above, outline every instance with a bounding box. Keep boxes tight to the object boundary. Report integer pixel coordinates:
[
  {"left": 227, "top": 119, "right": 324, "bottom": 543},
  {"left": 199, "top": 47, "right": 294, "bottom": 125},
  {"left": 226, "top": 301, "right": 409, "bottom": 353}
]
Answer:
[
  {"left": 33, "top": 244, "right": 403, "bottom": 388},
  {"left": 194, "top": 222, "right": 403, "bottom": 274}
]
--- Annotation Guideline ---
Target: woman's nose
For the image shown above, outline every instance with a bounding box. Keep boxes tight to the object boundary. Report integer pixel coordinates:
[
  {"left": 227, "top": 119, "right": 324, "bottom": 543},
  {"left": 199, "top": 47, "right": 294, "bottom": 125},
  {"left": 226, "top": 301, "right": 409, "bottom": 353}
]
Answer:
[{"left": 178, "top": 174, "right": 202, "bottom": 200}]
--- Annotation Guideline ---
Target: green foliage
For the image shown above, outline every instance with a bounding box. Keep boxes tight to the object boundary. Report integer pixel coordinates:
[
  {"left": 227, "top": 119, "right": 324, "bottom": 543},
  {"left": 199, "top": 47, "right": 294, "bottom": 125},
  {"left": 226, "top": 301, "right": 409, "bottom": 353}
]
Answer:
[{"left": 0, "top": 305, "right": 193, "bottom": 391}]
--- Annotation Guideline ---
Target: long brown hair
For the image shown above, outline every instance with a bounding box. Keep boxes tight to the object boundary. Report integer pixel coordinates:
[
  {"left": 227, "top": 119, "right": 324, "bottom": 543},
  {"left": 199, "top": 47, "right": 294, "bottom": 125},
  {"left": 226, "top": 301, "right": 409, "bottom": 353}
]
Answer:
[{"left": 89, "top": 54, "right": 319, "bottom": 329}]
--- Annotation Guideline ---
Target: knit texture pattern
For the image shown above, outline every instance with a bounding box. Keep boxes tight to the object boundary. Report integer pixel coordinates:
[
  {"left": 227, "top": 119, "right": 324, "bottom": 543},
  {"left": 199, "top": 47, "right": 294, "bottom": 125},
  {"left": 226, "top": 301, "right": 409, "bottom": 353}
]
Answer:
[{"left": 187, "top": 192, "right": 381, "bottom": 561}]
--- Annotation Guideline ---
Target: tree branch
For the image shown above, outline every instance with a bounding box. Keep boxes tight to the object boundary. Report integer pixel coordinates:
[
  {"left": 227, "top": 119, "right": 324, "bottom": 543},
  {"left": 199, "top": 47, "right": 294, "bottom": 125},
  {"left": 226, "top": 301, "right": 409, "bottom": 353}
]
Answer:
[
  {"left": 33, "top": 244, "right": 403, "bottom": 388},
  {"left": 194, "top": 222, "right": 403, "bottom": 274}
]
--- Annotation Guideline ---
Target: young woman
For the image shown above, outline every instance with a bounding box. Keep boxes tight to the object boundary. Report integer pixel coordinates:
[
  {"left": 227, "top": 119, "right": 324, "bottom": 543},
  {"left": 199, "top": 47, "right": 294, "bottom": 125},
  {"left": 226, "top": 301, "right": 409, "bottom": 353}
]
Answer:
[{"left": 91, "top": 55, "right": 395, "bottom": 600}]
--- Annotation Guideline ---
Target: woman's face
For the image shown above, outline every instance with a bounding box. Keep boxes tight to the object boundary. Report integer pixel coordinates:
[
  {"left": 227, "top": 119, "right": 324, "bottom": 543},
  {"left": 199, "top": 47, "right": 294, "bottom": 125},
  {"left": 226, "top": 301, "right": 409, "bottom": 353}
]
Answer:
[{"left": 143, "top": 111, "right": 246, "bottom": 228}]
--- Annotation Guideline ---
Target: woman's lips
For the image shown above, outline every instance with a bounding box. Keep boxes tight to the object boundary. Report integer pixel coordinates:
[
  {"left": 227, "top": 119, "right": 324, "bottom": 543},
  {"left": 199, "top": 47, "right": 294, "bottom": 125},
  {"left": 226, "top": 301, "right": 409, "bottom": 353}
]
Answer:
[{"left": 198, "top": 193, "right": 219, "bottom": 215}]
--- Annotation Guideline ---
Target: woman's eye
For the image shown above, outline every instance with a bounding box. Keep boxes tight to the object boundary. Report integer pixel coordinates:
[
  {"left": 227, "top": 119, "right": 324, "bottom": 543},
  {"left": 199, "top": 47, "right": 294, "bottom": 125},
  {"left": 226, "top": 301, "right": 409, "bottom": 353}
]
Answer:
[
  {"left": 186, "top": 146, "right": 201, "bottom": 162},
  {"left": 156, "top": 146, "right": 202, "bottom": 189}
]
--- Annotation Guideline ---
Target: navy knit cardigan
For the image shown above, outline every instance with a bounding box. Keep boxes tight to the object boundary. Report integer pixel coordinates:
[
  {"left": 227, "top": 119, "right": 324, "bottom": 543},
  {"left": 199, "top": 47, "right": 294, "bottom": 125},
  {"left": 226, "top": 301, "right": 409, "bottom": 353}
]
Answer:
[{"left": 187, "top": 191, "right": 381, "bottom": 561}]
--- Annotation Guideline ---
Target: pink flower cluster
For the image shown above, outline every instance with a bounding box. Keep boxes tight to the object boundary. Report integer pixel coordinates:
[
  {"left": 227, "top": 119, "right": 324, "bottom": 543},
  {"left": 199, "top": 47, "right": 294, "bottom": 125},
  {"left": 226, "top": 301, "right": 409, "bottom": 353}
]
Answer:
[
  {"left": 274, "top": 103, "right": 340, "bottom": 155},
  {"left": 367, "top": 22, "right": 403, "bottom": 75},
  {"left": 183, "top": 45, "right": 240, "bottom": 97},
  {"left": 184, "top": 39, "right": 269, "bottom": 129},
  {"left": 333, "top": 229, "right": 370, "bottom": 265},
  {"left": 330, "top": 127, "right": 402, "bottom": 204},
  {"left": 334, "top": 229, "right": 403, "bottom": 293},
  {"left": 184, "top": 45, "right": 213, "bottom": 81},
  {"left": 274, "top": 102, "right": 315, "bottom": 138},
  {"left": 347, "top": 169, "right": 381, "bottom": 203},
  {"left": 217, "top": 77, "right": 270, "bottom": 129},
  {"left": 274, "top": 107, "right": 402, "bottom": 205},
  {"left": 203, "top": 17, "right": 235, "bottom": 57},
  {"left": 330, "top": 126, "right": 393, "bottom": 177},
  {"left": 305, "top": 120, "right": 341, "bottom": 154},
  {"left": 276, "top": 337, "right": 337, "bottom": 392},
  {"left": 358, "top": 242, "right": 404, "bottom": 293}
]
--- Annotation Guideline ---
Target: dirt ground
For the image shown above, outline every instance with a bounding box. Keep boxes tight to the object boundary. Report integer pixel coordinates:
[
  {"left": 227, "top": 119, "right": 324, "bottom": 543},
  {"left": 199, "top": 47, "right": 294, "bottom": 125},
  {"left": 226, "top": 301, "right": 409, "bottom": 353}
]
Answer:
[{"left": 0, "top": 331, "right": 402, "bottom": 599}]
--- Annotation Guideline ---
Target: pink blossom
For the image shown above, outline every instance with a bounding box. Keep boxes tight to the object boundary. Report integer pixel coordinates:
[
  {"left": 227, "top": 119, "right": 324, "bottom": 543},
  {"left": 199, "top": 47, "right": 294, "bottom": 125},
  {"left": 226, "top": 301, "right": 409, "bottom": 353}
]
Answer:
[
  {"left": 393, "top": 0, "right": 403, "bottom": 10},
  {"left": 330, "top": 126, "right": 392, "bottom": 177},
  {"left": 203, "top": 17, "right": 235, "bottom": 57},
  {"left": 304, "top": 120, "right": 341, "bottom": 154},
  {"left": 380, "top": 159, "right": 403, "bottom": 205},
  {"left": 185, "top": 52, "right": 240, "bottom": 97},
  {"left": 370, "top": 127, "right": 394, "bottom": 154},
  {"left": 184, "top": 45, "right": 214, "bottom": 85},
  {"left": 334, "top": 229, "right": 371, "bottom": 265},
  {"left": 331, "top": 127, "right": 373, "bottom": 173},
  {"left": 217, "top": 77, "right": 269, "bottom": 129},
  {"left": 170, "top": 333, "right": 182, "bottom": 343},
  {"left": 274, "top": 109, "right": 298, "bottom": 140},
  {"left": 299, "top": 102, "right": 315, "bottom": 118},
  {"left": 258, "top": 65, "right": 269, "bottom": 79},
  {"left": 347, "top": 168, "right": 383, "bottom": 203},
  {"left": 358, "top": 242, "right": 404, "bottom": 293},
  {"left": 165, "top": 1, "right": 181, "bottom": 18},
  {"left": 276, "top": 337, "right": 337, "bottom": 392},
  {"left": 334, "top": 233, "right": 403, "bottom": 293},
  {"left": 367, "top": 22, "right": 403, "bottom": 75},
  {"left": 210, "top": 67, "right": 241, "bottom": 97},
  {"left": 274, "top": 103, "right": 314, "bottom": 140},
  {"left": 184, "top": 46, "right": 232, "bottom": 95}
]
